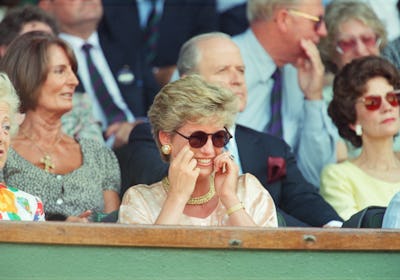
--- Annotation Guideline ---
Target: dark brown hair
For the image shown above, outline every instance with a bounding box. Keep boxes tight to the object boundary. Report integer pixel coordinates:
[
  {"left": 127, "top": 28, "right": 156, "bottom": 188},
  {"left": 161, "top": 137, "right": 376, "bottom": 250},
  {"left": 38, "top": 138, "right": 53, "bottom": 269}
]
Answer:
[
  {"left": 0, "top": 31, "right": 77, "bottom": 113},
  {"left": 0, "top": 4, "right": 59, "bottom": 47},
  {"left": 329, "top": 56, "right": 400, "bottom": 147}
]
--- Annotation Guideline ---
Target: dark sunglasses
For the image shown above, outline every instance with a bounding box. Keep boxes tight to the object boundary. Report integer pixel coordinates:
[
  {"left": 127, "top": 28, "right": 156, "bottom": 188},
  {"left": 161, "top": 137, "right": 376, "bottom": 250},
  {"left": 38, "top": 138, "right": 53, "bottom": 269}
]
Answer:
[
  {"left": 287, "top": 9, "right": 324, "bottom": 32},
  {"left": 174, "top": 127, "right": 232, "bottom": 148},
  {"left": 357, "top": 90, "right": 400, "bottom": 111}
]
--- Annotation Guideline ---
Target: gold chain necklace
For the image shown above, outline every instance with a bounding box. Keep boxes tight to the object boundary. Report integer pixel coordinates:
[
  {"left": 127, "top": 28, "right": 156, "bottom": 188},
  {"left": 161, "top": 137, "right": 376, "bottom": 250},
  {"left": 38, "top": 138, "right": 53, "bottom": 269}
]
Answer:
[
  {"left": 162, "top": 175, "right": 216, "bottom": 205},
  {"left": 20, "top": 131, "right": 61, "bottom": 172}
]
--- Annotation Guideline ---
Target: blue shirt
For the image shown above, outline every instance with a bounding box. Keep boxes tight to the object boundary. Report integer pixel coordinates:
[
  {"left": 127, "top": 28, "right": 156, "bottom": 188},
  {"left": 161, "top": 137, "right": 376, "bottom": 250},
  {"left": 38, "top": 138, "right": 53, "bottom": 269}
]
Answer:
[{"left": 233, "top": 29, "right": 339, "bottom": 187}]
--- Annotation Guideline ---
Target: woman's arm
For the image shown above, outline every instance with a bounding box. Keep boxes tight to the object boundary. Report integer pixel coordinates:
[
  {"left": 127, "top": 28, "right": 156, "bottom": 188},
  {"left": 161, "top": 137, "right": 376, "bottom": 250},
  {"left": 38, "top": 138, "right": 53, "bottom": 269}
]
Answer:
[{"left": 103, "top": 190, "right": 120, "bottom": 213}]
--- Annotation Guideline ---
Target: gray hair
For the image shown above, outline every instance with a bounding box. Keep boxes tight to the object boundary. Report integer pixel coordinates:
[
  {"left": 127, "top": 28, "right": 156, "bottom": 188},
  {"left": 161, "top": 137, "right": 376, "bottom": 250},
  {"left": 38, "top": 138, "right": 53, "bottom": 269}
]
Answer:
[
  {"left": 319, "top": 0, "right": 387, "bottom": 73},
  {"left": 177, "top": 32, "right": 231, "bottom": 76},
  {"left": 247, "top": 0, "right": 299, "bottom": 22},
  {"left": 0, "top": 72, "right": 21, "bottom": 136}
]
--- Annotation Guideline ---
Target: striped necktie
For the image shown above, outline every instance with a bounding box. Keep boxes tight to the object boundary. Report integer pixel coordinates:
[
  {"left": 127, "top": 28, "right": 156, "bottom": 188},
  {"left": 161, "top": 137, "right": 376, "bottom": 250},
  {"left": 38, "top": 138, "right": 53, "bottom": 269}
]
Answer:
[
  {"left": 81, "top": 43, "right": 126, "bottom": 125},
  {"left": 143, "top": 0, "right": 161, "bottom": 65},
  {"left": 267, "top": 68, "right": 283, "bottom": 138}
]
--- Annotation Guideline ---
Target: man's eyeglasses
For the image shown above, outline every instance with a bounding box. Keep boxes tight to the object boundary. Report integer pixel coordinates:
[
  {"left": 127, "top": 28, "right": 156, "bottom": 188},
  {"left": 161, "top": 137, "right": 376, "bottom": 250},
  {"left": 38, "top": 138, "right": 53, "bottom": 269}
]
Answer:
[
  {"left": 357, "top": 90, "right": 400, "bottom": 111},
  {"left": 287, "top": 9, "right": 324, "bottom": 32},
  {"left": 336, "top": 34, "right": 381, "bottom": 54},
  {"left": 174, "top": 128, "right": 232, "bottom": 148}
]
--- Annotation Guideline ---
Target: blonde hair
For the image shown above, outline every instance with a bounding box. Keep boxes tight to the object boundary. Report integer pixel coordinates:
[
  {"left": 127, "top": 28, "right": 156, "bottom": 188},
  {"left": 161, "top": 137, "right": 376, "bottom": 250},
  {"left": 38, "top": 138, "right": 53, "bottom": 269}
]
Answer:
[
  {"left": 0, "top": 72, "right": 21, "bottom": 136},
  {"left": 148, "top": 75, "right": 239, "bottom": 161}
]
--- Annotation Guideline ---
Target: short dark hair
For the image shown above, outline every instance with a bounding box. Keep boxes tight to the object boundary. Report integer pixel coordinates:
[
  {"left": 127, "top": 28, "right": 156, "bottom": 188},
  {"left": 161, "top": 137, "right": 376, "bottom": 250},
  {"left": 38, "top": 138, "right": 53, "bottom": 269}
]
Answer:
[
  {"left": 0, "top": 31, "right": 77, "bottom": 113},
  {"left": 0, "top": 4, "right": 59, "bottom": 46},
  {"left": 329, "top": 56, "right": 400, "bottom": 147}
]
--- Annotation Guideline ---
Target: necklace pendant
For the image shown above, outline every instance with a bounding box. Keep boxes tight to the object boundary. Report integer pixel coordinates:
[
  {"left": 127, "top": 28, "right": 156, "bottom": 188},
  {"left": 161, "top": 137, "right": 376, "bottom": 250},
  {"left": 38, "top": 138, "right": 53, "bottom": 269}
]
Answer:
[{"left": 40, "top": 154, "right": 55, "bottom": 172}]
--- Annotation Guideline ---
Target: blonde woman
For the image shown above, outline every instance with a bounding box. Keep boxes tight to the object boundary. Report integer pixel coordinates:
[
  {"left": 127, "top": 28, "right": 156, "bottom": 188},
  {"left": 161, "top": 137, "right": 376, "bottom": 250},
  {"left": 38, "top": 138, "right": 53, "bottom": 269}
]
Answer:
[{"left": 119, "top": 75, "right": 277, "bottom": 226}]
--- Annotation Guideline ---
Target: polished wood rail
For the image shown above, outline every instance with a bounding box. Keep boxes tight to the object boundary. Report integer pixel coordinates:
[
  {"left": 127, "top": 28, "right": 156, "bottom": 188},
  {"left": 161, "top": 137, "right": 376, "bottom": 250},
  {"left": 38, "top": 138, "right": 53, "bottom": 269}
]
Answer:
[{"left": 1, "top": 221, "right": 400, "bottom": 251}]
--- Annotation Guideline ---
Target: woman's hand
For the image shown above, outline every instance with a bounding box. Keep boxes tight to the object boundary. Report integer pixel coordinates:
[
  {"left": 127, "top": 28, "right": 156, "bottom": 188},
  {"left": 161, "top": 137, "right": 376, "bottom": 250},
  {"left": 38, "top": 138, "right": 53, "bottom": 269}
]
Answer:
[
  {"left": 214, "top": 151, "right": 239, "bottom": 207},
  {"left": 155, "top": 145, "right": 200, "bottom": 225},
  {"left": 167, "top": 145, "right": 200, "bottom": 203},
  {"left": 65, "top": 210, "right": 92, "bottom": 223}
]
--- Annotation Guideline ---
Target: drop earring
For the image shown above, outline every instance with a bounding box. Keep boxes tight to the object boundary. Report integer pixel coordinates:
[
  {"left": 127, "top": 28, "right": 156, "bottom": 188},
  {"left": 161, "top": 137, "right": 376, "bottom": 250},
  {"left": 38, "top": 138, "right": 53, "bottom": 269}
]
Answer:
[
  {"left": 355, "top": 124, "right": 362, "bottom": 136},
  {"left": 161, "top": 144, "right": 172, "bottom": 155}
]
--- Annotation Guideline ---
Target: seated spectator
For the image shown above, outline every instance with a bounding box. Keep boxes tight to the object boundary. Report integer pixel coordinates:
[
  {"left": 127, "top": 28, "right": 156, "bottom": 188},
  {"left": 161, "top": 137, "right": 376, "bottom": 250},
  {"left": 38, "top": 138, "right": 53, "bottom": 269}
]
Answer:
[
  {"left": 232, "top": 0, "right": 339, "bottom": 188},
  {"left": 0, "top": 32, "right": 120, "bottom": 222},
  {"left": 0, "top": 4, "right": 104, "bottom": 143},
  {"left": 382, "top": 191, "right": 400, "bottom": 228},
  {"left": 124, "top": 32, "right": 342, "bottom": 227},
  {"left": 119, "top": 75, "right": 278, "bottom": 227},
  {"left": 321, "top": 56, "right": 400, "bottom": 221},
  {"left": 0, "top": 72, "right": 45, "bottom": 221},
  {"left": 319, "top": 0, "right": 389, "bottom": 159}
]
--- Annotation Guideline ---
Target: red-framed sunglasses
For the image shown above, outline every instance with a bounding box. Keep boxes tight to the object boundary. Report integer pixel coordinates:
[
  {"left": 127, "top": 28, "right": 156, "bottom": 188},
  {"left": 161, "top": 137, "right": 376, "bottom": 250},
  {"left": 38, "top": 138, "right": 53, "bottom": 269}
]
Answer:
[
  {"left": 336, "top": 35, "right": 381, "bottom": 54},
  {"left": 174, "top": 128, "right": 232, "bottom": 148},
  {"left": 357, "top": 90, "right": 400, "bottom": 111}
]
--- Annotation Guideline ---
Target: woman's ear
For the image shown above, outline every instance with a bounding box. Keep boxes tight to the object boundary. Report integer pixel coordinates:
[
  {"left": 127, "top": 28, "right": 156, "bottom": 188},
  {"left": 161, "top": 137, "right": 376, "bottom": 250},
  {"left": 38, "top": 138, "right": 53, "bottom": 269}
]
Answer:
[{"left": 159, "top": 130, "right": 171, "bottom": 145}]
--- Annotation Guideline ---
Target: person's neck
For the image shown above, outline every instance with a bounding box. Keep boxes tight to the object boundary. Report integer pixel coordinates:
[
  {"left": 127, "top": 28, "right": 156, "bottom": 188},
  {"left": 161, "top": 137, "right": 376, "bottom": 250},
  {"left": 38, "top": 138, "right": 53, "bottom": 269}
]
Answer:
[
  {"left": 354, "top": 137, "right": 400, "bottom": 171},
  {"left": 19, "top": 111, "right": 64, "bottom": 145},
  {"left": 192, "top": 175, "right": 213, "bottom": 197},
  {"left": 251, "top": 21, "right": 289, "bottom": 67},
  {"left": 60, "top": 22, "right": 97, "bottom": 41}
]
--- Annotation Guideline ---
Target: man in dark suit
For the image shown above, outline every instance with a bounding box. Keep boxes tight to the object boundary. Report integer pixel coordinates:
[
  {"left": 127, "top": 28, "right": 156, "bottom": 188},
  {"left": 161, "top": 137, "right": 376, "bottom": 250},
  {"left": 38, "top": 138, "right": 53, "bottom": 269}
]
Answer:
[
  {"left": 98, "top": 0, "right": 218, "bottom": 87},
  {"left": 121, "top": 32, "right": 342, "bottom": 227}
]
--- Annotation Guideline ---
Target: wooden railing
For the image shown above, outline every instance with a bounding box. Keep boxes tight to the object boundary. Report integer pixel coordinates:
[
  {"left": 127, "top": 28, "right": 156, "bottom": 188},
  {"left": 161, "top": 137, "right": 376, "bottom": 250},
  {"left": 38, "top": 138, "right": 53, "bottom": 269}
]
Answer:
[
  {"left": 1, "top": 221, "right": 400, "bottom": 250},
  {"left": 2, "top": 222, "right": 400, "bottom": 279}
]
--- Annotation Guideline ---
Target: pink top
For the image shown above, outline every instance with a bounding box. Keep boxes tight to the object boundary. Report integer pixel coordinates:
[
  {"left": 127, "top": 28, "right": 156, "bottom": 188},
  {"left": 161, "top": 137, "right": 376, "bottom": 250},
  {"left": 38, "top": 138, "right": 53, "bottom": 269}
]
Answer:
[{"left": 118, "top": 173, "right": 278, "bottom": 227}]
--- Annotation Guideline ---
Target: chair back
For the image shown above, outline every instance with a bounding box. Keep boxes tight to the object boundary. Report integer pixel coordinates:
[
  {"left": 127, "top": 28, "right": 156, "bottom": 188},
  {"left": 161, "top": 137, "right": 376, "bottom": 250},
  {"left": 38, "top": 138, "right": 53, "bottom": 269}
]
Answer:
[{"left": 342, "top": 206, "right": 386, "bottom": 228}]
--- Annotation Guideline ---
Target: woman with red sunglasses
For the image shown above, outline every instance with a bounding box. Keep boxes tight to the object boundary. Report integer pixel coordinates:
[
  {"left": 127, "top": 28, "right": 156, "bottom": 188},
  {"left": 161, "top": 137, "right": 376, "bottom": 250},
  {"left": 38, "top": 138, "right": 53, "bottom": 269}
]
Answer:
[
  {"left": 118, "top": 75, "right": 277, "bottom": 227},
  {"left": 320, "top": 56, "right": 400, "bottom": 221}
]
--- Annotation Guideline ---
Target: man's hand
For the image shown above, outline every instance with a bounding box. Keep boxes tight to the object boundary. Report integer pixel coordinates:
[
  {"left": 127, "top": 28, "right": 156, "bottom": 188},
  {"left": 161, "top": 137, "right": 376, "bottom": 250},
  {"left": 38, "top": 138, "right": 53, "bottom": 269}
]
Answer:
[
  {"left": 296, "top": 39, "right": 324, "bottom": 100},
  {"left": 105, "top": 120, "right": 145, "bottom": 149},
  {"left": 153, "top": 65, "right": 176, "bottom": 87}
]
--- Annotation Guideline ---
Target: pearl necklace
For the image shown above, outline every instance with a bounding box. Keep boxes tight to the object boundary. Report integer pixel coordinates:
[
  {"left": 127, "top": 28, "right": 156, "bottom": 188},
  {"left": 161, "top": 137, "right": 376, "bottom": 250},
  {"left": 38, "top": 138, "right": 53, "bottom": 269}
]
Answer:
[{"left": 162, "top": 176, "right": 216, "bottom": 205}]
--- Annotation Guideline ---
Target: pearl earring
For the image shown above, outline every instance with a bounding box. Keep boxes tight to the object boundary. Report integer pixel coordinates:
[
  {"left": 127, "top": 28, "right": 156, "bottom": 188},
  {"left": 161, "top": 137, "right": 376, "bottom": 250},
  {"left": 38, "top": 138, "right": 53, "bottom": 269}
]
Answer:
[
  {"left": 355, "top": 124, "right": 362, "bottom": 136},
  {"left": 161, "top": 144, "right": 172, "bottom": 155}
]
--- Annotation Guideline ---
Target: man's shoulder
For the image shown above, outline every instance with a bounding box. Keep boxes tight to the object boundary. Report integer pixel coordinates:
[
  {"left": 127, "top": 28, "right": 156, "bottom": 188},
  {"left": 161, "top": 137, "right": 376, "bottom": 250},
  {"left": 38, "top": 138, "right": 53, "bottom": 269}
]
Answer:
[
  {"left": 129, "top": 122, "right": 153, "bottom": 143},
  {"left": 236, "top": 125, "right": 288, "bottom": 147}
]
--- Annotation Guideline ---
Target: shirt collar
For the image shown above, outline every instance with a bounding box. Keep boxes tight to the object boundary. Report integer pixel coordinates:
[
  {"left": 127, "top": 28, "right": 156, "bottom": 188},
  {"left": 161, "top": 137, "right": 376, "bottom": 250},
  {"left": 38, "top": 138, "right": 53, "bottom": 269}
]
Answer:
[
  {"left": 246, "top": 29, "right": 277, "bottom": 81},
  {"left": 59, "top": 32, "right": 100, "bottom": 50}
]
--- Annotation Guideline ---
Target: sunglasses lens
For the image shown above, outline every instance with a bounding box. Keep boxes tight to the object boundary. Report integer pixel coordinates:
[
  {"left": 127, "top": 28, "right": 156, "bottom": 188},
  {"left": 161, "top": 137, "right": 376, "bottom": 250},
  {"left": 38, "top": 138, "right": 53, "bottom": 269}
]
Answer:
[
  {"left": 337, "top": 35, "right": 378, "bottom": 53},
  {"left": 315, "top": 16, "right": 323, "bottom": 31},
  {"left": 361, "top": 35, "right": 378, "bottom": 48},
  {"left": 188, "top": 131, "right": 208, "bottom": 148},
  {"left": 212, "top": 131, "right": 229, "bottom": 148},
  {"left": 386, "top": 92, "right": 400, "bottom": 107},
  {"left": 364, "top": 96, "right": 381, "bottom": 110}
]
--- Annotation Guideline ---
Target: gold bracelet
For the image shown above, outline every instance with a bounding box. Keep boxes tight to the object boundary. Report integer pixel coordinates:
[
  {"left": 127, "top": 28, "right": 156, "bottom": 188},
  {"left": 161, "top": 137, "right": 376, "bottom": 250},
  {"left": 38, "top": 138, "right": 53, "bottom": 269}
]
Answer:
[{"left": 226, "top": 203, "right": 245, "bottom": 216}]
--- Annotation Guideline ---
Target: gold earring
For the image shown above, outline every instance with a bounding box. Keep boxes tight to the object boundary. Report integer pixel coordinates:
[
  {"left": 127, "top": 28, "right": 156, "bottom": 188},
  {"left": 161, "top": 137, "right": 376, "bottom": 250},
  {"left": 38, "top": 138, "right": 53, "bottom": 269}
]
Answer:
[{"left": 161, "top": 144, "right": 172, "bottom": 155}]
